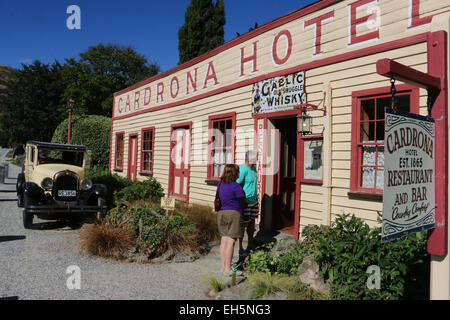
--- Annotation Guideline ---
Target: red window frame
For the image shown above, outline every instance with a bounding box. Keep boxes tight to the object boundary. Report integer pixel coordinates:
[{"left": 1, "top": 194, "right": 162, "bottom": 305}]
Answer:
[
  {"left": 114, "top": 131, "right": 125, "bottom": 171},
  {"left": 350, "top": 84, "right": 419, "bottom": 195},
  {"left": 140, "top": 127, "right": 155, "bottom": 174},
  {"left": 300, "top": 135, "right": 323, "bottom": 185},
  {"left": 207, "top": 112, "right": 236, "bottom": 180}
]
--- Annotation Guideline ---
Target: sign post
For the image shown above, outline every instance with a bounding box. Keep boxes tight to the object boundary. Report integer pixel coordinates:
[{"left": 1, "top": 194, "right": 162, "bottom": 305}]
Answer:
[{"left": 382, "top": 109, "right": 436, "bottom": 242}]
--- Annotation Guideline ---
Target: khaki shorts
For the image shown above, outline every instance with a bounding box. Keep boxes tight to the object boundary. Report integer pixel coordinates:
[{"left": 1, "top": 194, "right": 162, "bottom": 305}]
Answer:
[{"left": 217, "top": 210, "right": 245, "bottom": 239}]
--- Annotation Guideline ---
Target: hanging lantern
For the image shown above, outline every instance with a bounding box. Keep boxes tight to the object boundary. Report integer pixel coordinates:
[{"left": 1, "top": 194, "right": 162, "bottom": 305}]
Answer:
[{"left": 298, "top": 110, "right": 312, "bottom": 135}]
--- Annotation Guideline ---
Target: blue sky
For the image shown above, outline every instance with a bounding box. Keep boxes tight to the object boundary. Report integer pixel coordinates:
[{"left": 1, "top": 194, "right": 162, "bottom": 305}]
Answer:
[{"left": 0, "top": 0, "right": 317, "bottom": 72}]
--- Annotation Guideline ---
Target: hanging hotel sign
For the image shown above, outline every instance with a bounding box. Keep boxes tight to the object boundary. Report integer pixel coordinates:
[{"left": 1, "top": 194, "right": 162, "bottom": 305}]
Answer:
[
  {"left": 252, "top": 71, "right": 306, "bottom": 115},
  {"left": 382, "top": 109, "right": 436, "bottom": 243}
]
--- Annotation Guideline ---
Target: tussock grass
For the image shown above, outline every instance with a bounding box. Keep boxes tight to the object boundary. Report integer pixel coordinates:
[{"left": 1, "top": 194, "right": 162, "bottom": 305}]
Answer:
[
  {"left": 78, "top": 220, "right": 135, "bottom": 259},
  {"left": 202, "top": 274, "right": 226, "bottom": 294},
  {"left": 247, "top": 273, "right": 329, "bottom": 300},
  {"left": 174, "top": 202, "right": 220, "bottom": 244}
]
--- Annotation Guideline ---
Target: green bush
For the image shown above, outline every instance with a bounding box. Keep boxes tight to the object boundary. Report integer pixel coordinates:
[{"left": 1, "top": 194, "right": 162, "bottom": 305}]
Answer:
[
  {"left": 304, "top": 214, "right": 429, "bottom": 300},
  {"left": 275, "top": 243, "right": 308, "bottom": 275},
  {"left": 51, "top": 115, "right": 111, "bottom": 170},
  {"left": 245, "top": 245, "right": 277, "bottom": 274},
  {"left": 114, "top": 177, "right": 164, "bottom": 202},
  {"left": 105, "top": 203, "right": 198, "bottom": 259},
  {"left": 244, "top": 214, "right": 429, "bottom": 300},
  {"left": 85, "top": 169, "right": 132, "bottom": 207}
]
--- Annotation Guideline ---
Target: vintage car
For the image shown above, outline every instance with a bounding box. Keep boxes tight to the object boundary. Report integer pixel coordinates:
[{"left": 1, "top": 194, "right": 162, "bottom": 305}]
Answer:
[{"left": 16, "top": 141, "right": 107, "bottom": 229}]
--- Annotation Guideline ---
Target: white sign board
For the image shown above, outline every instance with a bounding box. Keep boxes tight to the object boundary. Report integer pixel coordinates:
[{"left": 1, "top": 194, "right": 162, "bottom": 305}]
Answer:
[
  {"left": 252, "top": 71, "right": 306, "bottom": 115},
  {"left": 382, "top": 109, "right": 436, "bottom": 242},
  {"left": 161, "top": 197, "right": 175, "bottom": 211}
]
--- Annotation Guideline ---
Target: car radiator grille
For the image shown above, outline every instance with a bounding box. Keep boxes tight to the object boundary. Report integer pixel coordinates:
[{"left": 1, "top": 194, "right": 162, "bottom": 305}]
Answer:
[{"left": 54, "top": 173, "right": 78, "bottom": 201}]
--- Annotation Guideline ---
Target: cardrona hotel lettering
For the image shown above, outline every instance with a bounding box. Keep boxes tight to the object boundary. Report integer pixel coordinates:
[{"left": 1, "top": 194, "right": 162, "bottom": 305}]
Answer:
[{"left": 115, "top": 0, "right": 440, "bottom": 116}]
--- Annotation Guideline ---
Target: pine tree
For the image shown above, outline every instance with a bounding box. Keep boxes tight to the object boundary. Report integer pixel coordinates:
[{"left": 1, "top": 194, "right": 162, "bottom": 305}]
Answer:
[{"left": 178, "top": 0, "right": 225, "bottom": 64}]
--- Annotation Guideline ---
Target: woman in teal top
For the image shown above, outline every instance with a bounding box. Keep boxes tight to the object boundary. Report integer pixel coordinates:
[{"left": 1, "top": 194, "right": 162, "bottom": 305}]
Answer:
[{"left": 236, "top": 150, "right": 259, "bottom": 255}]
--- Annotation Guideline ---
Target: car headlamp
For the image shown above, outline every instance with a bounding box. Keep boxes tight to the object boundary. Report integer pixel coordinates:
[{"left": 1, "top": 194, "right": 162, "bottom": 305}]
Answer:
[
  {"left": 80, "top": 179, "right": 93, "bottom": 191},
  {"left": 41, "top": 177, "right": 54, "bottom": 190}
]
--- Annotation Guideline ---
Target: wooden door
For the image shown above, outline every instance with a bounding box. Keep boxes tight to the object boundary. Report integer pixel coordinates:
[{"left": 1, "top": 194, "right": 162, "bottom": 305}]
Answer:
[
  {"left": 127, "top": 134, "right": 138, "bottom": 181},
  {"left": 274, "top": 118, "right": 297, "bottom": 231},
  {"left": 169, "top": 124, "right": 191, "bottom": 202}
]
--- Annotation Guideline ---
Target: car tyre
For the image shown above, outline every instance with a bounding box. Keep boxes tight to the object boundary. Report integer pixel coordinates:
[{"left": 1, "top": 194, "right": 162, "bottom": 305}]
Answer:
[
  {"left": 23, "top": 210, "right": 33, "bottom": 229},
  {"left": 96, "top": 197, "right": 106, "bottom": 221},
  {"left": 23, "top": 194, "right": 33, "bottom": 229}
]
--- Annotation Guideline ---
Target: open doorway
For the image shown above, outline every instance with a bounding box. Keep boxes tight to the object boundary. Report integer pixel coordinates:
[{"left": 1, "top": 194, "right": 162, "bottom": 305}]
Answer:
[{"left": 272, "top": 117, "right": 297, "bottom": 234}]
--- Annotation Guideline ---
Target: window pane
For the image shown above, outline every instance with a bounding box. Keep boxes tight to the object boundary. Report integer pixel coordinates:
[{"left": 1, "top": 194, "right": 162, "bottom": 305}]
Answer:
[
  {"left": 361, "top": 99, "right": 375, "bottom": 120},
  {"left": 362, "top": 146, "right": 376, "bottom": 166},
  {"left": 226, "top": 150, "right": 232, "bottom": 163},
  {"left": 213, "top": 164, "right": 219, "bottom": 177},
  {"left": 376, "top": 120, "right": 385, "bottom": 141},
  {"left": 360, "top": 122, "right": 375, "bottom": 142},
  {"left": 397, "top": 95, "right": 411, "bottom": 112},
  {"left": 377, "top": 97, "right": 390, "bottom": 119},
  {"left": 225, "top": 128, "right": 232, "bottom": 147},
  {"left": 376, "top": 168, "right": 384, "bottom": 190},
  {"left": 377, "top": 146, "right": 384, "bottom": 167},
  {"left": 361, "top": 167, "right": 375, "bottom": 189}
]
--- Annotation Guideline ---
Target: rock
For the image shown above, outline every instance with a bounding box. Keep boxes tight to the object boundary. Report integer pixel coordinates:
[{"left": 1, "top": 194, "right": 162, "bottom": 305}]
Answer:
[
  {"left": 271, "top": 239, "right": 296, "bottom": 258},
  {"left": 297, "top": 255, "right": 330, "bottom": 292},
  {"left": 171, "top": 250, "right": 199, "bottom": 263},
  {"left": 214, "top": 281, "right": 251, "bottom": 300},
  {"left": 264, "top": 291, "right": 288, "bottom": 300}
]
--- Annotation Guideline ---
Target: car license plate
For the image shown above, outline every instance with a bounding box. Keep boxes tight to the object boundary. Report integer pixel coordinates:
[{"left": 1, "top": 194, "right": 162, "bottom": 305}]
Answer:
[{"left": 58, "top": 190, "right": 76, "bottom": 197}]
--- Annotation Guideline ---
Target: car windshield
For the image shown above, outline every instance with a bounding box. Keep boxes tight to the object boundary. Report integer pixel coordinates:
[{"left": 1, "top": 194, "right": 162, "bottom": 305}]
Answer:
[{"left": 37, "top": 148, "right": 84, "bottom": 167}]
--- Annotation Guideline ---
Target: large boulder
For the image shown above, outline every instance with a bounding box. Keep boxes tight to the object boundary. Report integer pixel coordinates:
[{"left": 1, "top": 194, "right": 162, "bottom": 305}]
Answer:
[{"left": 297, "top": 255, "right": 330, "bottom": 292}]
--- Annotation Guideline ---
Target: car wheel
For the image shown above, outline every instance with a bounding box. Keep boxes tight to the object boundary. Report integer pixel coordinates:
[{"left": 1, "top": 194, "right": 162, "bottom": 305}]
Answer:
[
  {"left": 17, "top": 194, "right": 23, "bottom": 208},
  {"left": 23, "top": 210, "right": 33, "bottom": 229},
  {"left": 23, "top": 194, "right": 34, "bottom": 229},
  {"left": 96, "top": 197, "right": 106, "bottom": 221}
]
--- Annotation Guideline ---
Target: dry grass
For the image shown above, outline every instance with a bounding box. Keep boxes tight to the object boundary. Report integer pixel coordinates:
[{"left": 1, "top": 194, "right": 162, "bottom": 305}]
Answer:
[
  {"left": 78, "top": 220, "right": 136, "bottom": 259},
  {"left": 174, "top": 202, "right": 220, "bottom": 244}
]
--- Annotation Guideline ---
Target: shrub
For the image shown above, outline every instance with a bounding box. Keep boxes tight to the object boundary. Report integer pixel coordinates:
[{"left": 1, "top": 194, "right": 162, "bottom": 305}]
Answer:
[
  {"left": 51, "top": 115, "right": 111, "bottom": 170},
  {"left": 173, "top": 202, "right": 220, "bottom": 244},
  {"left": 78, "top": 220, "right": 135, "bottom": 259},
  {"left": 304, "top": 214, "right": 429, "bottom": 300},
  {"left": 114, "top": 177, "right": 164, "bottom": 203},
  {"left": 275, "top": 243, "right": 308, "bottom": 275},
  {"left": 245, "top": 245, "right": 277, "bottom": 274},
  {"left": 85, "top": 169, "right": 132, "bottom": 207}
]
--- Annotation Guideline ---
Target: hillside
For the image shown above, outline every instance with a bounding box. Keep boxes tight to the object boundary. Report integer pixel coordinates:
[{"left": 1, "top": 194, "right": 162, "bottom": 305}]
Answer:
[{"left": 0, "top": 65, "right": 18, "bottom": 90}]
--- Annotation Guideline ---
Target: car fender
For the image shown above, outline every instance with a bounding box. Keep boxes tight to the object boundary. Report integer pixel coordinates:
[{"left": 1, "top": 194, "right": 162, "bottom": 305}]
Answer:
[{"left": 23, "top": 182, "right": 45, "bottom": 201}]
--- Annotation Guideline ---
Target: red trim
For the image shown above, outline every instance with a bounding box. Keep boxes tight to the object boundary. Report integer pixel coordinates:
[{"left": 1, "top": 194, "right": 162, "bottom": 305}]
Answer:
[
  {"left": 109, "top": 97, "right": 116, "bottom": 172},
  {"left": 294, "top": 125, "right": 302, "bottom": 240},
  {"left": 127, "top": 133, "right": 139, "bottom": 181},
  {"left": 206, "top": 112, "right": 236, "bottom": 180},
  {"left": 114, "top": 131, "right": 125, "bottom": 171},
  {"left": 300, "top": 135, "right": 324, "bottom": 185},
  {"left": 112, "top": 32, "right": 429, "bottom": 121},
  {"left": 350, "top": 84, "right": 420, "bottom": 194},
  {"left": 426, "top": 31, "right": 448, "bottom": 256},
  {"left": 168, "top": 122, "right": 192, "bottom": 204},
  {"left": 113, "top": 0, "right": 343, "bottom": 99},
  {"left": 140, "top": 126, "right": 155, "bottom": 174},
  {"left": 376, "top": 58, "right": 441, "bottom": 91}
]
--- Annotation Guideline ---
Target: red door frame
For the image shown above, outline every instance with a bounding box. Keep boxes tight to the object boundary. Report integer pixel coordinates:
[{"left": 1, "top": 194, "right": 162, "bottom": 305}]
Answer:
[
  {"left": 254, "top": 109, "right": 303, "bottom": 239},
  {"left": 127, "top": 133, "right": 139, "bottom": 181},
  {"left": 168, "top": 121, "right": 192, "bottom": 203}
]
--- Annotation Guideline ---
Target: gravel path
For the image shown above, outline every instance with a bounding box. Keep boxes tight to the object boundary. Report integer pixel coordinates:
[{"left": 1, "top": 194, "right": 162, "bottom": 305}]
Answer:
[{"left": 0, "top": 153, "right": 220, "bottom": 300}]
